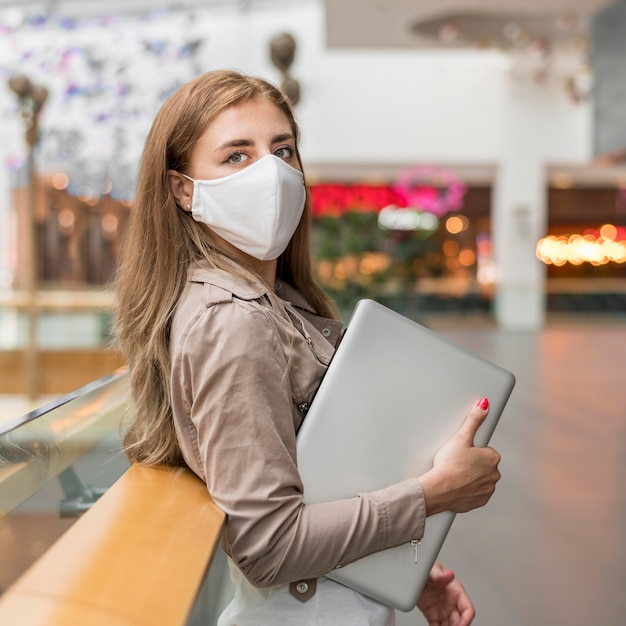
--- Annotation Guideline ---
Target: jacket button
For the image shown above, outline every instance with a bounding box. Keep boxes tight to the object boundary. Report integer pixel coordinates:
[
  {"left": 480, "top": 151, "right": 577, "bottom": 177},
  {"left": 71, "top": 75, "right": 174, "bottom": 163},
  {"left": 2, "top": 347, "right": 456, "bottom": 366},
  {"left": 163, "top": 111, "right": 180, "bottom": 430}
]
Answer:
[
  {"left": 322, "top": 327, "right": 331, "bottom": 337},
  {"left": 296, "top": 581, "right": 309, "bottom": 594}
]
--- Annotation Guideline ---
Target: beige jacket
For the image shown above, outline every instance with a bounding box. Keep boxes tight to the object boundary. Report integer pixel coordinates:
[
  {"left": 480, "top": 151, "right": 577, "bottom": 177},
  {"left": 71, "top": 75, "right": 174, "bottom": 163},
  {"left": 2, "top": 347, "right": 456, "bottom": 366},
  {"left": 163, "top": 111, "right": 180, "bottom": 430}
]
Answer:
[{"left": 169, "top": 262, "right": 426, "bottom": 593}]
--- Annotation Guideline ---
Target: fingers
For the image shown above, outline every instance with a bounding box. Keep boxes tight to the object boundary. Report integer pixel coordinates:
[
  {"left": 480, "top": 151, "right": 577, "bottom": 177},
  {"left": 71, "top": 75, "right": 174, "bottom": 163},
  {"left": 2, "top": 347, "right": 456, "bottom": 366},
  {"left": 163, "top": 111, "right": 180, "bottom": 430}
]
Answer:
[
  {"left": 426, "top": 562, "right": 455, "bottom": 589},
  {"left": 455, "top": 398, "right": 490, "bottom": 446},
  {"left": 446, "top": 574, "right": 476, "bottom": 626},
  {"left": 456, "top": 586, "right": 476, "bottom": 626}
]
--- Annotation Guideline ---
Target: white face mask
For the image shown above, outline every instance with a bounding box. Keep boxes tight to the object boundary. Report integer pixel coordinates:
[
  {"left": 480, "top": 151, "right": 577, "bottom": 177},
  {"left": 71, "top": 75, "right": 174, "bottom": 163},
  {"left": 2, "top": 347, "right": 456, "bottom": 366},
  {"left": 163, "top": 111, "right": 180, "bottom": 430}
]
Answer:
[{"left": 183, "top": 154, "right": 306, "bottom": 261}]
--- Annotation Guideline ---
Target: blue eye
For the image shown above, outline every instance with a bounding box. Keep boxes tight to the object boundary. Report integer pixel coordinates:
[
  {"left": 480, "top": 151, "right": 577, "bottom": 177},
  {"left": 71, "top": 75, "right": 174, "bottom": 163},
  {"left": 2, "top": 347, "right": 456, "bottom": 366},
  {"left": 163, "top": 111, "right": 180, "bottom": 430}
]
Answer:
[
  {"left": 227, "top": 152, "right": 249, "bottom": 164},
  {"left": 274, "top": 146, "right": 294, "bottom": 159}
]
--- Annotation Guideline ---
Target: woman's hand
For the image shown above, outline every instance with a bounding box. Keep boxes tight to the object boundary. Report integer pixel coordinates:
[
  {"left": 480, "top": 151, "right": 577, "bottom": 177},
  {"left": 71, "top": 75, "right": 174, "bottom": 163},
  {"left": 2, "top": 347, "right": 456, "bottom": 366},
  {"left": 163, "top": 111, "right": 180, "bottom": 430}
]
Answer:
[
  {"left": 417, "top": 561, "right": 475, "bottom": 626},
  {"left": 419, "top": 398, "right": 501, "bottom": 516}
]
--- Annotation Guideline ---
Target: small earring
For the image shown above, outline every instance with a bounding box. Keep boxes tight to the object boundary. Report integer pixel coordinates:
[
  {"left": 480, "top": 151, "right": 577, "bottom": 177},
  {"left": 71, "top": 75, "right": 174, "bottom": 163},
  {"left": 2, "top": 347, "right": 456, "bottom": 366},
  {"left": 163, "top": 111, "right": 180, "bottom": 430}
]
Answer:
[{"left": 186, "top": 204, "right": 191, "bottom": 210}]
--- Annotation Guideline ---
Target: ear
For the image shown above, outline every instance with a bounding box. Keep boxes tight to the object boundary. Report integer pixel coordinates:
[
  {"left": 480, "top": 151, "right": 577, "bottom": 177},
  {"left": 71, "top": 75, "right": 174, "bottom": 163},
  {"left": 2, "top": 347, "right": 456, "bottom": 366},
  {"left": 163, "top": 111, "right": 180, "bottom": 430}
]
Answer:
[{"left": 167, "top": 170, "right": 193, "bottom": 212}]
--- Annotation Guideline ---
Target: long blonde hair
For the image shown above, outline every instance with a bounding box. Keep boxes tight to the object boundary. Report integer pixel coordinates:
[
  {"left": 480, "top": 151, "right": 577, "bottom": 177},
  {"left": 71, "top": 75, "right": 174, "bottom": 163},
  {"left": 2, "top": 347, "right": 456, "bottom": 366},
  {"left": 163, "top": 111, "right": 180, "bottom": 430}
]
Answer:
[{"left": 114, "top": 70, "right": 338, "bottom": 466}]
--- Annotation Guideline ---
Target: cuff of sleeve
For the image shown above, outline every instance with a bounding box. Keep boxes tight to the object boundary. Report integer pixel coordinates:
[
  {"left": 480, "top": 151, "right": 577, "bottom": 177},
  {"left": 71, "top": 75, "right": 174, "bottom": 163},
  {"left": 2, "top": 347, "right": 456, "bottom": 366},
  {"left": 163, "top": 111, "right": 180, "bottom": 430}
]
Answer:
[{"left": 368, "top": 478, "right": 427, "bottom": 550}]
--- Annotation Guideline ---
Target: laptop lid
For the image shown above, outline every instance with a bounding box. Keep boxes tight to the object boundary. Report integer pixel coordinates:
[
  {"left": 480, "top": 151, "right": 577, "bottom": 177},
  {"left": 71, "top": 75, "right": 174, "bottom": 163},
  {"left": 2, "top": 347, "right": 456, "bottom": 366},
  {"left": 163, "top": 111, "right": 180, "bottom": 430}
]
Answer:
[{"left": 296, "top": 299, "right": 515, "bottom": 611}]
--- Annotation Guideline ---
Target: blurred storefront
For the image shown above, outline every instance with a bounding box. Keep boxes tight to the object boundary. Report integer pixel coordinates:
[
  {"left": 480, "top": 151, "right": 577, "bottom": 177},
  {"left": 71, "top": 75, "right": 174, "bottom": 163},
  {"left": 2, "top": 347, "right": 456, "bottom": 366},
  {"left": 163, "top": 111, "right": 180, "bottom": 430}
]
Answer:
[
  {"left": 542, "top": 167, "right": 626, "bottom": 313},
  {"left": 307, "top": 166, "right": 495, "bottom": 320},
  {"left": 307, "top": 165, "right": 626, "bottom": 320}
]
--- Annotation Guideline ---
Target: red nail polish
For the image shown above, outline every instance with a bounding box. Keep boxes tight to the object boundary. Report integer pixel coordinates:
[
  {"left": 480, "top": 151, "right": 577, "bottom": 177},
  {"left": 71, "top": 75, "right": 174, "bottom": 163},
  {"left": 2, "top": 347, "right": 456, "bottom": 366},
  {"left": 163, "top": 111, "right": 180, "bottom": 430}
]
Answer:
[{"left": 477, "top": 397, "right": 489, "bottom": 410}]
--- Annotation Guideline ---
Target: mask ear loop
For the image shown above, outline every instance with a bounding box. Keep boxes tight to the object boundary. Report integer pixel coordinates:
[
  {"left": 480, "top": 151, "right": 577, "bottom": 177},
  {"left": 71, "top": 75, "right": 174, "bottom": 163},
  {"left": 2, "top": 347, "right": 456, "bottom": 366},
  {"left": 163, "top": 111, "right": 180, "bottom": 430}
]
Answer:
[{"left": 175, "top": 172, "right": 194, "bottom": 213}]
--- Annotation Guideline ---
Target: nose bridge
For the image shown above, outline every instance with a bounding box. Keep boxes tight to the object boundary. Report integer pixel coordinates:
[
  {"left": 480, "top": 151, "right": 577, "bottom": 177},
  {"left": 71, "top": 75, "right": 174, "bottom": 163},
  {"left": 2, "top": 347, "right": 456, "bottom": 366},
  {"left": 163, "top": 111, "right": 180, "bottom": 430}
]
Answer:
[{"left": 257, "top": 143, "right": 275, "bottom": 159}]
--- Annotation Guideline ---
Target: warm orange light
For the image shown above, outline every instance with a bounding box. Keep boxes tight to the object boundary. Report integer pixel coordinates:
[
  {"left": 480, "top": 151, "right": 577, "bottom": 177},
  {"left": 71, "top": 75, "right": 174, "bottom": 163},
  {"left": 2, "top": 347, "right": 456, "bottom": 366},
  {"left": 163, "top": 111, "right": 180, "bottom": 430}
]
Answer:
[
  {"left": 316, "top": 259, "right": 333, "bottom": 283},
  {"left": 334, "top": 262, "right": 346, "bottom": 280},
  {"left": 342, "top": 256, "right": 359, "bottom": 279},
  {"left": 359, "top": 252, "right": 391, "bottom": 275},
  {"left": 458, "top": 248, "right": 476, "bottom": 267},
  {"left": 58, "top": 208, "right": 75, "bottom": 230},
  {"left": 442, "top": 240, "right": 460, "bottom": 257},
  {"left": 51, "top": 172, "right": 69, "bottom": 190},
  {"left": 101, "top": 213, "right": 119, "bottom": 235},
  {"left": 445, "top": 215, "right": 467, "bottom": 234},
  {"left": 600, "top": 223, "right": 617, "bottom": 241}
]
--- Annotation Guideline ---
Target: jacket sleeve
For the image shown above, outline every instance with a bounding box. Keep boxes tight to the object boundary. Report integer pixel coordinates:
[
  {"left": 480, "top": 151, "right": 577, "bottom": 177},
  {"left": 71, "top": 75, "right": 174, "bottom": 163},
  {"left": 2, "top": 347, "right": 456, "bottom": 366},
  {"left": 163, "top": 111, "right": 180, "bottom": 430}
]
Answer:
[{"left": 171, "top": 298, "right": 427, "bottom": 587}]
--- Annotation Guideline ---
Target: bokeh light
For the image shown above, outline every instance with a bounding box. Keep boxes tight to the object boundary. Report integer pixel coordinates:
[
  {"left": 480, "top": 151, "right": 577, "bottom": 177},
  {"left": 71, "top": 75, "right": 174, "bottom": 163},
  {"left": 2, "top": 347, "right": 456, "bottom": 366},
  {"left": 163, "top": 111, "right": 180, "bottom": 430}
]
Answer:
[{"left": 536, "top": 225, "right": 626, "bottom": 266}]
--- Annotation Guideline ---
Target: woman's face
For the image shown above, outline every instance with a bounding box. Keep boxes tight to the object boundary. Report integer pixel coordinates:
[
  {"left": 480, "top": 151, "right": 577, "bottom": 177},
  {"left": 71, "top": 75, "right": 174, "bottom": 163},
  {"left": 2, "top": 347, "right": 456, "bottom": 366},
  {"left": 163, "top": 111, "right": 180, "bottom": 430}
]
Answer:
[
  {"left": 189, "top": 96, "right": 301, "bottom": 181},
  {"left": 168, "top": 96, "right": 302, "bottom": 270}
]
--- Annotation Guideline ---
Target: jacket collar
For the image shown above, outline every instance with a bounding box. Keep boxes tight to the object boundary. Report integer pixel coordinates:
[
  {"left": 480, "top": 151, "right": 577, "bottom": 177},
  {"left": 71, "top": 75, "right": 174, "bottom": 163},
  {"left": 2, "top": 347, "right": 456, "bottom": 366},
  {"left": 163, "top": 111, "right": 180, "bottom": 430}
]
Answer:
[
  {"left": 188, "top": 260, "right": 316, "bottom": 314},
  {"left": 275, "top": 281, "right": 316, "bottom": 315},
  {"left": 189, "top": 263, "right": 266, "bottom": 301}
]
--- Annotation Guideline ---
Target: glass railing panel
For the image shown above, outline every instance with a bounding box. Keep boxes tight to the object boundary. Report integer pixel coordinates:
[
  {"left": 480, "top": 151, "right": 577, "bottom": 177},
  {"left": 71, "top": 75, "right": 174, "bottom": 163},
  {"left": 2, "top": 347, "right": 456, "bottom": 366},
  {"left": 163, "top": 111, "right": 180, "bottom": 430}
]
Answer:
[{"left": 0, "top": 370, "right": 131, "bottom": 593}]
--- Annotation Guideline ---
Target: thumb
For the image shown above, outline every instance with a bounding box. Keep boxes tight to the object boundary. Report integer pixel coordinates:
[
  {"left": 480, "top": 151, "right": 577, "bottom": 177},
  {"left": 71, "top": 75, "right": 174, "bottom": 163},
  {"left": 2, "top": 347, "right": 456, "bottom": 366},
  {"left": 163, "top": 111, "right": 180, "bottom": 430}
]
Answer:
[{"left": 455, "top": 398, "right": 489, "bottom": 446}]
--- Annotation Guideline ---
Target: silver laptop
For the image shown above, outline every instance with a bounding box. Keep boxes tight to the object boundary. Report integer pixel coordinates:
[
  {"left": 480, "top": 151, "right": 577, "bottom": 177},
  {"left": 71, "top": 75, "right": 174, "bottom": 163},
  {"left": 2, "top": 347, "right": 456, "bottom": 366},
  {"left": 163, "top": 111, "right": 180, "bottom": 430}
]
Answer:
[{"left": 296, "top": 299, "right": 515, "bottom": 612}]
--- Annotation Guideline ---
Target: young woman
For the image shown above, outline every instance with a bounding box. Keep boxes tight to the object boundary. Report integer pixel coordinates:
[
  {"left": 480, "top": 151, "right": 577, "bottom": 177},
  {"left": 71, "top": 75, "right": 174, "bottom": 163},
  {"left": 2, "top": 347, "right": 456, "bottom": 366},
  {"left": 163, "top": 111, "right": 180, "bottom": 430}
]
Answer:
[{"left": 114, "top": 70, "right": 501, "bottom": 625}]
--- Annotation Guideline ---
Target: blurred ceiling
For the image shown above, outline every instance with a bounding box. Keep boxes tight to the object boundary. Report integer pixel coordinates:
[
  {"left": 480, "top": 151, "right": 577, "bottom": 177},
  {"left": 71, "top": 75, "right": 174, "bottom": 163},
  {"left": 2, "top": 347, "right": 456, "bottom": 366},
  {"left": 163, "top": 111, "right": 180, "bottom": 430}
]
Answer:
[{"left": 324, "top": 0, "right": 614, "bottom": 49}]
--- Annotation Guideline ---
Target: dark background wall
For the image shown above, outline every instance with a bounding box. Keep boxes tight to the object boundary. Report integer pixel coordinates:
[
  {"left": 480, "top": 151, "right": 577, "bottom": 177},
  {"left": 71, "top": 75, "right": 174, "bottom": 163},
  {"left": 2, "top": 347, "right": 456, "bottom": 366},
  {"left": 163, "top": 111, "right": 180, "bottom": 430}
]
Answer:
[{"left": 593, "top": 0, "right": 626, "bottom": 155}]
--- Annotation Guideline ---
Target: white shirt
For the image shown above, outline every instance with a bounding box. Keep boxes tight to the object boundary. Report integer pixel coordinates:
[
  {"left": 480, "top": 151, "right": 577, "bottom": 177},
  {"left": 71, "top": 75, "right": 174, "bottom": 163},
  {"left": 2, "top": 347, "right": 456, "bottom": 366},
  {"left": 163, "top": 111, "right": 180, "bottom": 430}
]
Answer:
[{"left": 218, "top": 558, "right": 396, "bottom": 626}]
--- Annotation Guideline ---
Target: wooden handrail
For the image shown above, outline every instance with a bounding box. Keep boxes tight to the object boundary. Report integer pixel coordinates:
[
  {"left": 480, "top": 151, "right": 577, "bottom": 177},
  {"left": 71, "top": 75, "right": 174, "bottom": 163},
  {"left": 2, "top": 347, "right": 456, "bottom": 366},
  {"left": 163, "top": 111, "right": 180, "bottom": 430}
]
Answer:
[{"left": 0, "top": 464, "right": 225, "bottom": 625}]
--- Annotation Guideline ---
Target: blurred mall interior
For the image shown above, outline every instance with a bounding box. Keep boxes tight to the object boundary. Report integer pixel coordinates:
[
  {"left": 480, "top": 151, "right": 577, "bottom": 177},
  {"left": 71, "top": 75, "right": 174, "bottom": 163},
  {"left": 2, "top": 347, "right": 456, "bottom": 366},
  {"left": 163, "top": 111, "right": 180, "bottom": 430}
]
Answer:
[{"left": 0, "top": 1, "right": 624, "bottom": 625}]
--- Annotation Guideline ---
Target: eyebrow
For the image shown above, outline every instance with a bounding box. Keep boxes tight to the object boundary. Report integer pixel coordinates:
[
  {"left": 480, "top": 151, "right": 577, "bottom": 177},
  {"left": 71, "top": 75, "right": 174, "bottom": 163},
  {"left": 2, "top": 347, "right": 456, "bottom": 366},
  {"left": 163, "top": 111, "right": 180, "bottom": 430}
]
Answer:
[
  {"left": 272, "top": 132, "right": 295, "bottom": 144},
  {"left": 215, "top": 133, "right": 295, "bottom": 152}
]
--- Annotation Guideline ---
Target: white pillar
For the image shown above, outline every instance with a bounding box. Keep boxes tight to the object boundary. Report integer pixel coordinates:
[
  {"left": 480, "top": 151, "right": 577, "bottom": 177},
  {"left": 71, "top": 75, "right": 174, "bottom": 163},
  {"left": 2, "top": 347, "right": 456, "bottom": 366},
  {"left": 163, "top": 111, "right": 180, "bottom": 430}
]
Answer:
[
  {"left": 492, "top": 78, "right": 590, "bottom": 330},
  {"left": 492, "top": 158, "right": 547, "bottom": 331},
  {"left": 491, "top": 81, "right": 554, "bottom": 331}
]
